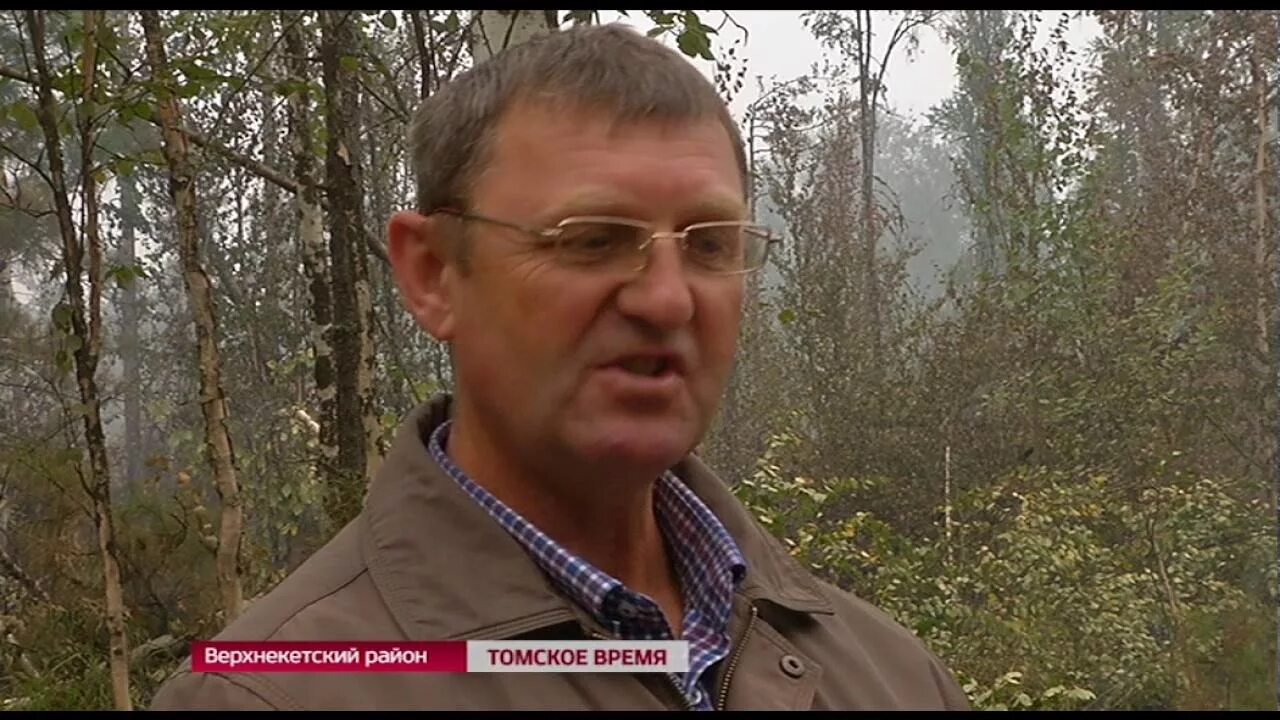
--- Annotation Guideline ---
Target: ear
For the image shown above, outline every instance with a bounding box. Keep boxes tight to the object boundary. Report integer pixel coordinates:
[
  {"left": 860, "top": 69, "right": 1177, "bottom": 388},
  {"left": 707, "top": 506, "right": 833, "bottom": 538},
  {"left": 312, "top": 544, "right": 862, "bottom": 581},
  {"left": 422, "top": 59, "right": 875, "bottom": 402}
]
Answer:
[{"left": 387, "top": 210, "right": 458, "bottom": 341}]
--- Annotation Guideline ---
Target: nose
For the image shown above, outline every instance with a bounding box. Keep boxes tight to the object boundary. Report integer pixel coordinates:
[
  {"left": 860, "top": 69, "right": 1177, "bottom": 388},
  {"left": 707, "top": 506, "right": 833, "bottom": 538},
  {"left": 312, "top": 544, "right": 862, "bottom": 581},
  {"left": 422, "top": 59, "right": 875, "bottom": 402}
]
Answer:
[{"left": 615, "top": 235, "right": 694, "bottom": 331}]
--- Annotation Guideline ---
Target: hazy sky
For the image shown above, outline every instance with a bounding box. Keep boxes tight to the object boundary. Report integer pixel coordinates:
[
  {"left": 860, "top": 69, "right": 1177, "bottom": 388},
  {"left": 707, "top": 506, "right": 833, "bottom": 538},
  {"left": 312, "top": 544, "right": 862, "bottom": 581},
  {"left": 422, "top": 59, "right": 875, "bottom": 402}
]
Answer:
[{"left": 605, "top": 10, "right": 1103, "bottom": 125}]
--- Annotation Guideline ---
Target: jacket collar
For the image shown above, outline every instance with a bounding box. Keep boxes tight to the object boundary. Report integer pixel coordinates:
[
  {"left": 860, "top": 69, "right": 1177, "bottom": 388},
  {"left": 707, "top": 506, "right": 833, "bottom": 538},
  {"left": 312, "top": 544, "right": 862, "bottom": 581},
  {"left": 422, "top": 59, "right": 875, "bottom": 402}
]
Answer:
[{"left": 361, "top": 394, "right": 833, "bottom": 642}]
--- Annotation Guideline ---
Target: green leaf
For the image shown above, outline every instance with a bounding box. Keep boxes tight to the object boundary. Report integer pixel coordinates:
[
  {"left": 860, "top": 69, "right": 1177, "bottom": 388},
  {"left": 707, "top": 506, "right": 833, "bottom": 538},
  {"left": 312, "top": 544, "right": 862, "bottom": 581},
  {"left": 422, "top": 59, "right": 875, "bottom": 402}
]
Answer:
[
  {"left": 132, "top": 101, "right": 155, "bottom": 122},
  {"left": 181, "top": 61, "right": 219, "bottom": 82},
  {"left": 646, "top": 10, "right": 675, "bottom": 26},
  {"left": 339, "top": 55, "right": 360, "bottom": 72},
  {"left": 11, "top": 101, "right": 39, "bottom": 131},
  {"left": 778, "top": 308, "right": 796, "bottom": 325},
  {"left": 429, "top": 19, "right": 450, "bottom": 34},
  {"left": 379, "top": 11, "right": 397, "bottom": 30},
  {"left": 52, "top": 302, "right": 75, "bottom": 331},
  {"left": 676, "top": 27, "right": 713, "bottom": 61},
  {"left": 55, "top": 348, "right": 72, "bottom": 375},
  {"left": 445, "top": 11, "right": 460, "bottom": 33},
  {"left": 1064, "top": 688, "right": 1096, "bottom": 702},
  {"left": 646, "top": 26, "right": 667, "bottom": 38},
  {"left": 115, "top": 158, "right": 136, "bottom": 177},
  {"left": 274, "top": 79, "right": 306, "bottom": 98},
  {"left": 110, "top": 265, "right": 137, "bottom": 289}
]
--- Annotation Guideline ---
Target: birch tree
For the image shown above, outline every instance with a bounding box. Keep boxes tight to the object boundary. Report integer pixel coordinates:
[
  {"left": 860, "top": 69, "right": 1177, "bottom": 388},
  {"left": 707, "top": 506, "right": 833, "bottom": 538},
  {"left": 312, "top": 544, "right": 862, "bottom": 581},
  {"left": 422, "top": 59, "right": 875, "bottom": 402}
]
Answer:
[
  {"left": 139, "top": 8, "right": 244, "bottom": 622},
  {"left": 23, "top": 8, "right": 132, "bottom": 709}
]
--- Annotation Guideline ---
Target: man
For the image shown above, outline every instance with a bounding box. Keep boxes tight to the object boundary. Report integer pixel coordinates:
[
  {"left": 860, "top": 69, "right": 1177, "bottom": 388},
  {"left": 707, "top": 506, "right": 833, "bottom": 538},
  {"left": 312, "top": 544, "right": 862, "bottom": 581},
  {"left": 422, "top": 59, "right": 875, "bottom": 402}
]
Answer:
[{"left": 151, "top": 23, "right": 970, "bottom": 711}]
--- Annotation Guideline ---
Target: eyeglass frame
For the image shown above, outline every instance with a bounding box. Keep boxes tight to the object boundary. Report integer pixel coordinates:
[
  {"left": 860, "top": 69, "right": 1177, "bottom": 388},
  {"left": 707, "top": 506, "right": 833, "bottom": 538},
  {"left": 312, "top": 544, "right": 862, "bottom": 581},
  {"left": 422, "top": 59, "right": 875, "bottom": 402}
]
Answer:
[{"left": 429, "top": 207, "right": 780, "bottom": 276}]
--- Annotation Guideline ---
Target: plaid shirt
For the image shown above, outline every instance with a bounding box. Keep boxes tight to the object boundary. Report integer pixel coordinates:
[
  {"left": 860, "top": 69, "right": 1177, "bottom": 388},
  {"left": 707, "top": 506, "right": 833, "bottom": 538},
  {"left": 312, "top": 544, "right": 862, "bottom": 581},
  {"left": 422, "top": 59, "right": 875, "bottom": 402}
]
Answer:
[{"left": 429, "top": 421, "right": 747, "bottom": 710}]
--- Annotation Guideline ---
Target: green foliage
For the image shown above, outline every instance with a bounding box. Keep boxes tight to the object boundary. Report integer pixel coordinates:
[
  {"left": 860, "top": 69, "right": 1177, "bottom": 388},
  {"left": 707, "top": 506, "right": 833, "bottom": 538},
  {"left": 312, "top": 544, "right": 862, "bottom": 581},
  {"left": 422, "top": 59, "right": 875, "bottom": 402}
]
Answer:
[{"left": 735, "top": 433, "right": 1276, "bottom": 710}]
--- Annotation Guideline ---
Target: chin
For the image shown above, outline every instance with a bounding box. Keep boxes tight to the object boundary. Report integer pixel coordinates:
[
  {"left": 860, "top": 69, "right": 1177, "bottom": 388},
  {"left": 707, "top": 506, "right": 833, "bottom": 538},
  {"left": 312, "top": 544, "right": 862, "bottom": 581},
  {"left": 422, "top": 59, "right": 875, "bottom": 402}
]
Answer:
[{"left": 572, "top": 419, "right": 699, "bottom": 474}]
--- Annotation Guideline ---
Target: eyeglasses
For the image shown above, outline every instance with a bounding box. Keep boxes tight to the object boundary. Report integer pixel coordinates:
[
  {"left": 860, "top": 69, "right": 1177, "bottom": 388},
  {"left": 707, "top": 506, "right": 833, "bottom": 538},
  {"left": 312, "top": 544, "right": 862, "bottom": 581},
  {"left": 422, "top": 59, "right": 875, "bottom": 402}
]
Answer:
[{"left": 431, "top": 208, "right": 779, "bottom": 276}]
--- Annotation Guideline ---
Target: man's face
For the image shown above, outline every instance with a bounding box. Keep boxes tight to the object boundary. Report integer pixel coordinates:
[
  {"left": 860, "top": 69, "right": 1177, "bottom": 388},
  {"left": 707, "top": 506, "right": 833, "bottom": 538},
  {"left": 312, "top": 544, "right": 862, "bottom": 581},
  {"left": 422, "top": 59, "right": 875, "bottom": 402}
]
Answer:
[{"left": 440, "top": 101, "right": 746, "bottom": 478}]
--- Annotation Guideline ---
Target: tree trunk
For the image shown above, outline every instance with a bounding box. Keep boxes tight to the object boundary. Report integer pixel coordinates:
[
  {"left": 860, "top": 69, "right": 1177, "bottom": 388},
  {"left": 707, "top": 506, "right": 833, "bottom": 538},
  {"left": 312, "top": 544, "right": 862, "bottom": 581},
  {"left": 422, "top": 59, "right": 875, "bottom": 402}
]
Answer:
[
  {"left": 857, "top": 10, "right": 881, "bottom": 364},
  {"left": 469, "top": 10, "right": 557, "bottom": 63},
  {"left": 119, "top": 172, "right": 144, "bottom": 485},
  {"left": 321, "top": 10, "right": 380, "bottom": 527},
  {"left": 25, "top": 9, "right": 133, "bottom": 710},
  {"left": 1250, "top": 23, "right": 1277, "bottom": 509},
  {"left": 283, "top": 11, "right": 340, "bottom": 500},
  {"left": 140, "top": 9, "right": 244, "bottom": 623},
  {"left": 410, "top": 10, "right": 433, "bottom": 98}
]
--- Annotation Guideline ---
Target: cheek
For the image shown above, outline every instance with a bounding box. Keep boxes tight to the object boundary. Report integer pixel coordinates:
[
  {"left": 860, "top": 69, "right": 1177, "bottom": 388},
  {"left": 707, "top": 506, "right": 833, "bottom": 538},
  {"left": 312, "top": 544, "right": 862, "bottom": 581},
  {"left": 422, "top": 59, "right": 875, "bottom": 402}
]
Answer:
[
  {"left": 479, "top": 268, "right": 614, "bottom": 367},
  {"left": 697, "top": 286, "right": 745, "bottom": 370}
]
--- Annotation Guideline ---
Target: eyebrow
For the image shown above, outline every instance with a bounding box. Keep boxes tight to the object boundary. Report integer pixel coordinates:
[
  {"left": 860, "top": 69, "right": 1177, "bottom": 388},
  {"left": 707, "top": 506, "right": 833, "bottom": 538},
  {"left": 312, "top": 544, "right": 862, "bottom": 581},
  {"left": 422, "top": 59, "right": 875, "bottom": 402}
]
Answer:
[{"left": 548, "top": 190, "right": 748, "bottom": 224}]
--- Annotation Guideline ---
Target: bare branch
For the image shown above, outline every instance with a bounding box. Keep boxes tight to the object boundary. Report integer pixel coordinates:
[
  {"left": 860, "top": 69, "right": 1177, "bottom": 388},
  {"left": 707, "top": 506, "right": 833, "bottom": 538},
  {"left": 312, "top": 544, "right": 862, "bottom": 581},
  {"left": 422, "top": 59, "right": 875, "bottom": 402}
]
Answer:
[
  {"left": 176, "top": 120, "right": 305, "bottom": 194},
  {"left": 0, "top": 543, "right": 53, "bottom": 606},
  {"left": 354, "top": 69, "right": 408, "bottom": 123},
  {"left": 442, "top": 12, "right": 480, "bottom": 83},
  {"left": 207, "top": 11, "right": 305, "bottom": 141},
  {"left": 361, "top": 31, "right": 413, "bottom": 119},
  {"left": 0, "top": 64, "right": 34, "bottom": 83}
]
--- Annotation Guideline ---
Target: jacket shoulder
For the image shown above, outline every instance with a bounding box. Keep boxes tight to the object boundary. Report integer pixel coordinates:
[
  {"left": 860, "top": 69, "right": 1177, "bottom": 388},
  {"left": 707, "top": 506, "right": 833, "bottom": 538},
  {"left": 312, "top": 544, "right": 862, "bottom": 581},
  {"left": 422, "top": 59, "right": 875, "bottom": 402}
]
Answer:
[
  {"left": 808, "top": 578, "right": 971, "bottom": 709},
  {"left": 149, "top": 664, "right": 286, "bottom": 710},
  {"left": 214, "top": 518, "right": 401, "bottom": 642},
  {"left": 150, "top": 518, "right": 405, "bottom": 710}
]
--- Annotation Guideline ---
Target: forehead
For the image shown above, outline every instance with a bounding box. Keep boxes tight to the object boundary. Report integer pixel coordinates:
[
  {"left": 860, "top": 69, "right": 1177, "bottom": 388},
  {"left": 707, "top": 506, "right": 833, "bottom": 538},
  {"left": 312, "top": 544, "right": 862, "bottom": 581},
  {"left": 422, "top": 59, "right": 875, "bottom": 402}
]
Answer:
[{"left": 472, "top": 99, "right": 746, "bottom": 221}]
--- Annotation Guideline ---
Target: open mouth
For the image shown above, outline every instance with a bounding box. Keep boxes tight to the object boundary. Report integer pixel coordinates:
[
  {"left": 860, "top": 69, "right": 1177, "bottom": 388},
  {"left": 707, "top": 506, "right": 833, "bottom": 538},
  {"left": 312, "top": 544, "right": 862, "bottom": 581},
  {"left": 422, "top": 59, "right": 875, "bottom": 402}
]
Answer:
[{"left": 617, "top": 356, "right": 670, "bottom": 377}]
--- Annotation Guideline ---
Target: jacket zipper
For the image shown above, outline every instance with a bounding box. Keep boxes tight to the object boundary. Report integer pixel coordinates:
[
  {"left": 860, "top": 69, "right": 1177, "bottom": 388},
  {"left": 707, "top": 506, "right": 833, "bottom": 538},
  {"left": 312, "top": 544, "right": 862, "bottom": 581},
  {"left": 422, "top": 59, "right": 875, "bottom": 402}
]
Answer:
[
  {"left": 588, "top": 628, "right": 694, "bottom": 711},
  {"left": 714, "top": 603, "right": 759, "bottom": 711}
]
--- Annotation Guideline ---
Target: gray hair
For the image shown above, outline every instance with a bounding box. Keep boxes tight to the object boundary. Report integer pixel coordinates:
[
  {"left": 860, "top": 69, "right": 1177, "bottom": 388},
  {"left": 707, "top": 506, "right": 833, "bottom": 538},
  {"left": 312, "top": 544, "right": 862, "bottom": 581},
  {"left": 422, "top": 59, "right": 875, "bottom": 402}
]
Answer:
[{"left": 408, "top": 22, "right": 748, "bottom": 220}]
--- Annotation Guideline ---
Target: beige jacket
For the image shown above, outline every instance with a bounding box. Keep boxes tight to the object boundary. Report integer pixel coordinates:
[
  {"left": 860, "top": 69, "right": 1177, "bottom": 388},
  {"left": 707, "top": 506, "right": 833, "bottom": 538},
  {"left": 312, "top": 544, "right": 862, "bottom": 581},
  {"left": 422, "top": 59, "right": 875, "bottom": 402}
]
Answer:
[{"left": 150, "top": 395, "right": 970, "bottom": 710}]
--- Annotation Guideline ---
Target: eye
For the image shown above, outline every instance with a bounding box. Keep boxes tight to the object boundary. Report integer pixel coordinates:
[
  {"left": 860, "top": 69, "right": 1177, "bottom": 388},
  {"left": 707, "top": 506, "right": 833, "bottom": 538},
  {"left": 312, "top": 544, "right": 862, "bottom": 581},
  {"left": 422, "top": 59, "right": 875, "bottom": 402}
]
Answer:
[
  {"left": 686, "top": 225, "right": 743, "bottom": 269},
  {"left": 555, "top": 222, "right": 638, "bottom": 264}
]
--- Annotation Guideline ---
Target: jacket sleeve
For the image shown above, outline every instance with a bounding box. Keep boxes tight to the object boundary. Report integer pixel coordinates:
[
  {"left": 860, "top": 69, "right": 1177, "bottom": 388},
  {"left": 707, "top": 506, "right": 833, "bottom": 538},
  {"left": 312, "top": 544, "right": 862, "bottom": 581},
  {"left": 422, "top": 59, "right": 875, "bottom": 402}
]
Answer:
[{"left": 149, "top": 670, "right": 279, "bottom": 710}]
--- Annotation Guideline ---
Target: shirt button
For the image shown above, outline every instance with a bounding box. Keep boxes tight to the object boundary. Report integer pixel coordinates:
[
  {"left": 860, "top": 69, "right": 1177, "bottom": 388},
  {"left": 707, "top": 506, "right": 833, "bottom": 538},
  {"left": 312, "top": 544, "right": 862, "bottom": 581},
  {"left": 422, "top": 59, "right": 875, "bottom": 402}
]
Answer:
[{"left": 779, "top": 654, "right": 806, "bottom": 678}]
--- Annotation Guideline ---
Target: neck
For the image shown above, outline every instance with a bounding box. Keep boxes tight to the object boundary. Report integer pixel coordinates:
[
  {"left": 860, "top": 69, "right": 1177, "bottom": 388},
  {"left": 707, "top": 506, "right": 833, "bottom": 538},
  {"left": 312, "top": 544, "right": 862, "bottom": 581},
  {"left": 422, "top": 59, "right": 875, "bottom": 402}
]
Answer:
[{"left": 445, "top": 407, "right": 680, "bottom": 606}]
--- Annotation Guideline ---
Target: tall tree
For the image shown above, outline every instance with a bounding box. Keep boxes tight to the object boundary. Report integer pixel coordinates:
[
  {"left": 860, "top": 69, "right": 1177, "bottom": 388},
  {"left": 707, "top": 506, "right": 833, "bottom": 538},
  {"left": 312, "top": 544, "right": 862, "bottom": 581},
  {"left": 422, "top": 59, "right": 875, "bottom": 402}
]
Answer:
[
  {"left": 139, "top": 8, "right": 244, "bottom": 622},
  {"left": 807, "top": 10, "right": 937, "bottom": 361},
  {"left": 935, "top": 10, "right": 1017, "bottom": 278},
  {"left": 468, "top": 10, "right": 558, "bottom": 62},
  {"left": 1247, "top": 13, "right": 1277, "bottom": 512},
  {"left": 117, "top": 172, "right": 144, "bottom": 486},
  {"left": 321, "top": 10, "right": 380, "bottom": 527},
  {"left": 282, "top": 11, "right": 338, "bottom": 500},
  {"left": 24, "top": 9, "right": 133, "bottom": 709}
]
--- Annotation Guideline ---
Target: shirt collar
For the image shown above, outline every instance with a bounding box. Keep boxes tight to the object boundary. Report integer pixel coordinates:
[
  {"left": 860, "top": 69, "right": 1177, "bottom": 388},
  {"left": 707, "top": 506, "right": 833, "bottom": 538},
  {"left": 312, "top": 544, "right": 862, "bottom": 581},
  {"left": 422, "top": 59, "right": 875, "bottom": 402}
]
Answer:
[{"left": 426, "top": 420, "right": 746, "bottom": 629}]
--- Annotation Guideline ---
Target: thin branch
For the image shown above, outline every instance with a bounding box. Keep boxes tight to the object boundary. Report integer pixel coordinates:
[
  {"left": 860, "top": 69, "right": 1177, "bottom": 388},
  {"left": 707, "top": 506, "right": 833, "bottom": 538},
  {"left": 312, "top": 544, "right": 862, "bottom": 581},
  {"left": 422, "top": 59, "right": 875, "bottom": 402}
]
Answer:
[
  {"left": 443, "top": 12, "right": 480, "bottom": 82},
  {"left": 95, "top": 31, "right": 136, "bottom": 85},
  {"left": 354, "top": 69, "right": 408, "bottom": 123},
  {"left": 0, "top": 64, "right": 34, "bottom": 83},
  {"left": 4, "top": 36, "right": 390, "bottom": 267},
  {"left": 718, "top": 10, "right": 750, "bottom": 39},
  {"left": 501, "top": 11, "right": 520, "bottom": 51},
  {"left": 361, "top": 31, "right": 412, "bottom": 119},
  {"left": 165, "top": 119, "right": 304, "bottom": 194},
  {"left": 874, "top": 11, "right": 939, "bottom": 111},
  {"left": 207, "top": 11, "right": 302, "bottom": 141}
]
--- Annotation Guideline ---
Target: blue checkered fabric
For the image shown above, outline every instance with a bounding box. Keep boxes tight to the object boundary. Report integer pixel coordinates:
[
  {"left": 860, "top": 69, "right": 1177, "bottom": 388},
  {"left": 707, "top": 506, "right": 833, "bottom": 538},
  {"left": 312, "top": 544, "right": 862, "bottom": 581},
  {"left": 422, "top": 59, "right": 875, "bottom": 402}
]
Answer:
[{"left": 428, "top": 421, "right": 747, "bottom": 710}]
